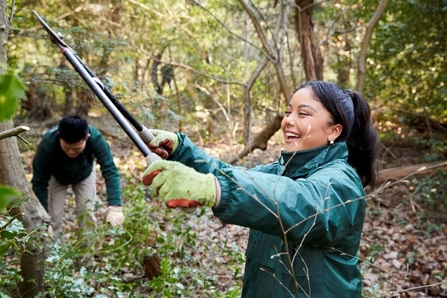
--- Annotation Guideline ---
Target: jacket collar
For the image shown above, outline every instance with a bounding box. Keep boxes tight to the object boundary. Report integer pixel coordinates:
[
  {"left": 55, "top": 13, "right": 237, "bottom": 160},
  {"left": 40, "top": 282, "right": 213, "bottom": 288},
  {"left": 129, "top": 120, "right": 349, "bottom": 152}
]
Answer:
[{"left": 278, "top": 142, "right": 349, "bottom": 178}]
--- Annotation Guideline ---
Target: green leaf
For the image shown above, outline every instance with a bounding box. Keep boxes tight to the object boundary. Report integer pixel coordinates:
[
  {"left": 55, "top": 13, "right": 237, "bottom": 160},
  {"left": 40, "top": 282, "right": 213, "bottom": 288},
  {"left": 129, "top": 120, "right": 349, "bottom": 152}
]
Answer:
[
  {"left": 0, "top": 70, "right": 28, "bottom": 122},
  {"left": 0, "top": 186, "right": 22, "bottom": 210},
  {"left": 7, "top": 197, "right": 29, "bottom": 209},
  {"left": 0, "top": 230, "right": 15, "bottom": 240},
  {"left": 0, "top": 241, "right": 13, "bottom": 256}
]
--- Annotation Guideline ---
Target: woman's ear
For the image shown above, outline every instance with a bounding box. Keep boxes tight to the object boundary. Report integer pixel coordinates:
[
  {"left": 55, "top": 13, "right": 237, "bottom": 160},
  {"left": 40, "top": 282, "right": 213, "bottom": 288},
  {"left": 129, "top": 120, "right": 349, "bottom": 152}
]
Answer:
[{"left": 328, "top": 123, "right": 342, "bottom": 142}]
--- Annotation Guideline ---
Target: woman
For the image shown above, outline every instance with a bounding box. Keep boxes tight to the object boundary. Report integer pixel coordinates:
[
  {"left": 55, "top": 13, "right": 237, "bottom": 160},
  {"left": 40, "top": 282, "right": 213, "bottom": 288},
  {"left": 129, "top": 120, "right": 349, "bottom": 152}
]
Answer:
[{"left": 143, "top": 80, "right": 379, "bottom": 297}]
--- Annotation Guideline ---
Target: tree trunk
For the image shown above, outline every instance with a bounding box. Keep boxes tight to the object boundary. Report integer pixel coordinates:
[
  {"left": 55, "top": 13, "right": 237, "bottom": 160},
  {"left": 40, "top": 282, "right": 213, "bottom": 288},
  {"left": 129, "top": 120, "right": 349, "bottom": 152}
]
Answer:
[
  {"left": 0, "top": 121, "right": 51, "bottom": 297},
  {"left": 0, "top": 2, "right": 51, "bottom": 297},
  {"left": 232, "top": 0, "right": 325, "bottom": 162},
  {"left": 294, "top": 0, "right": 324, "bottom": 81},
  {"left": 335, "top": 20, "right": 353, "bottom": 87},
  {"left": 238, "top": 0, "right": 291, "bottom": 151},
  {"left": 243, "top": 57, "right": 268, "bottom": 143},
  {"left": 0, "top": 0, "right": 6, "bottom": 74},
  {"left": 23, "top": 81, "right": 53, "bottom": 120},
  {"left": 356, "top": 0, "right": 388, "bottom": 92}
]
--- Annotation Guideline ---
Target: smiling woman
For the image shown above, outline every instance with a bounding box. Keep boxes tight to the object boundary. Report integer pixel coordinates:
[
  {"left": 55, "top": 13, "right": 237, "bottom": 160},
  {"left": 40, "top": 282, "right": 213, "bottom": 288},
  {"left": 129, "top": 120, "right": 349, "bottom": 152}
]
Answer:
[
  {"left": 282, "top": 87, "right": 342, "bottom": 151},
  {"left": 142, "top": 80, "right": 379, "bottom": 298}
]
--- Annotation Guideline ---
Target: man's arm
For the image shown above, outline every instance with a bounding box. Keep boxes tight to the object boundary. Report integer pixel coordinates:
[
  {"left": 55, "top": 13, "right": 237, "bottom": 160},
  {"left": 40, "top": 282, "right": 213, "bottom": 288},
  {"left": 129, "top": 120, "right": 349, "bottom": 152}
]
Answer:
[
  {"left": 89, "top": 127, "right": 122, "bottom": 206},
  {"left": 31, "top": 136, "right": 55, "bottom": 211}
]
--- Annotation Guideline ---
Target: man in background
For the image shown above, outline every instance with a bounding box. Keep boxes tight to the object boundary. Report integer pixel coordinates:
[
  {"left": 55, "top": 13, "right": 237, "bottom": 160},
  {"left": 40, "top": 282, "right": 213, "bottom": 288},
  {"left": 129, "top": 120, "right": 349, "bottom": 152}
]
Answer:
[{"left": 32, "top": 115, "right": 124, "bottom": 237}]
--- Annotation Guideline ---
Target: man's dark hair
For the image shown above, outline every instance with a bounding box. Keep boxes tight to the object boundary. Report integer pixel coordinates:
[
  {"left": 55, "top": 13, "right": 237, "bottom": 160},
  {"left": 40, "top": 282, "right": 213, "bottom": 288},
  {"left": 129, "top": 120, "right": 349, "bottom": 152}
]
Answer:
[{"left": 58, "top": 115, "right": 89, "bottom": 144}]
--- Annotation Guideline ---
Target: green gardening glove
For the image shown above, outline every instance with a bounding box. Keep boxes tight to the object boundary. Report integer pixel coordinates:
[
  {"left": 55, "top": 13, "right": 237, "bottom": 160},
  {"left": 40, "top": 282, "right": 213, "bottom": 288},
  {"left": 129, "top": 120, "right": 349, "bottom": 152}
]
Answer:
[
  {"left": 148, "top": 129, "right": 179, "bottom": 159},
  {"left": 142, "top": 160, "right": 217, "bottom": 209}
]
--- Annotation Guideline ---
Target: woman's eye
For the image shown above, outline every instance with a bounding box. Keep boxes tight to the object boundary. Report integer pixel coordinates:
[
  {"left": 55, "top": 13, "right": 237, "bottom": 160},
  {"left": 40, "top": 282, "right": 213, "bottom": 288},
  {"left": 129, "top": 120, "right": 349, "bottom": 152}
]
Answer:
[
  {"left": 299, "top": 111, "right": 310, "bottom": 116},
  {"left": 284, "top": 110, "right": 291, "bottom": 115}
]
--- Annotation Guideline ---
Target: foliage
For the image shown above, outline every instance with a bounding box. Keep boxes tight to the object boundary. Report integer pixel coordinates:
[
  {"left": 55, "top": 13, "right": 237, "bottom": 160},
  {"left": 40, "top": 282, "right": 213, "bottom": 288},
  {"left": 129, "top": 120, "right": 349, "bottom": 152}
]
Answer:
[
  {"left": 0, "top": 68, "right": 27, "bottom": 208},
  {"left": 365, "top": 0, "right": 447, "bottom": 126},
  {"left": 0, "top": 187, "right": 21, "bottom": 210},
  {"left": 0, "top": 69, "right": 27, "bottom": 121},
  {"left": 359, "top": 171, "right": 447, "bottom": 297},
  {"left": 411, "top": 169, "right": 447, "bottom": 215},
  {"left": 8, "top": 0, "right": 446, "bottom": 145},
  {"left": 0, "top": 196, "right": 44, "bottom": 297},
  {"left": 0, "top": 214, "right": 27, "bottom": 296},
  {"left": 314, "top": 0, "right": 379, "bottom": 87},
  {"left": 1, "top": 179, "right": 242, "bottom": 297},
  {"left": 0, "top": 68, "right": 29, "bottom": 297},
  {"left": 11, "top": 1, "right": 255, "bottom": 134}
]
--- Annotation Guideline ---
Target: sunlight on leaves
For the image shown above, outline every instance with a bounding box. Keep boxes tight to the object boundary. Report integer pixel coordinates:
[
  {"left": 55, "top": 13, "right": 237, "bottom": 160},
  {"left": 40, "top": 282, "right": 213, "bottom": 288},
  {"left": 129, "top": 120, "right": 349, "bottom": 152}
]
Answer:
[{"left": 0, "top": 69, "right": 27, "bottom": 122}]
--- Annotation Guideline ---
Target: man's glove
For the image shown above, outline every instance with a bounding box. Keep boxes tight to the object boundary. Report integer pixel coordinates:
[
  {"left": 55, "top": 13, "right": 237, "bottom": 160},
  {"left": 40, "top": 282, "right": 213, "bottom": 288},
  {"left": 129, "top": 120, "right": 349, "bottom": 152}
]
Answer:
[
  {"left": 148, "top": 129, "right": 179, "bottom": 159},
  {"left": 142, "top": 160, "right": 217, "bottom": 209},
  {"left": 105, "top": 205, "right": 125, "bottom": 227}
]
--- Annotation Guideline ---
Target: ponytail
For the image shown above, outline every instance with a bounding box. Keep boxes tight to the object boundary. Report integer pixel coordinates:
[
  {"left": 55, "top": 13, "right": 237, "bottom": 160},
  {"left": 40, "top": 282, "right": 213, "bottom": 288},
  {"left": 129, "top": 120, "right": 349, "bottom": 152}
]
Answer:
[
  {"left": 298, "top": 81, "right": 379, "bottom": 188},
  {"left": 345, "top": 90, "right": 379, "bottom": 187}
]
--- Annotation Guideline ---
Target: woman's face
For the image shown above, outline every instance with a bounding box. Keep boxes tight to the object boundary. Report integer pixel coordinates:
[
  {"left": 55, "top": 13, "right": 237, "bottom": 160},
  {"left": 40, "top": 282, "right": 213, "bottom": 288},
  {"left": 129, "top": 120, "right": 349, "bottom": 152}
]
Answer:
[{"left": 281, "top": 87, "right": 342, "bottom": 152}]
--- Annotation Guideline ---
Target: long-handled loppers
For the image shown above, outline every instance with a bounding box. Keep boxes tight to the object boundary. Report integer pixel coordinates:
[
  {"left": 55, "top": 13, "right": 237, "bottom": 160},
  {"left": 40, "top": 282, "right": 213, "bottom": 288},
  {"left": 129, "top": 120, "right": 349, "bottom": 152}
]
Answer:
[
  {"left": 32, "top": 11, "right": 197, "bottom": 213},
  {"left": 32, "top": 10, "right": 160, "bottom": 166}
]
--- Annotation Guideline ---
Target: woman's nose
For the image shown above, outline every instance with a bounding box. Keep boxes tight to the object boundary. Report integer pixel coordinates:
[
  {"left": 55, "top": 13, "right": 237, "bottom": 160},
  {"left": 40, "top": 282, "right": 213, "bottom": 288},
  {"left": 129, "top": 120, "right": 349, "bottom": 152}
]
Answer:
[{"left": 284, "top": 115, "right": 295, "bottom": 126}]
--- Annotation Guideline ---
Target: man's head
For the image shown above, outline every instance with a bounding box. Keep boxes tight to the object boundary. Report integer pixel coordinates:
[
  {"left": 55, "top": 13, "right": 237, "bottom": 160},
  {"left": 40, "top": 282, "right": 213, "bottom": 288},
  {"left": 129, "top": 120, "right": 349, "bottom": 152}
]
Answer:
[{"left": 58, "top": 115, "right": 90, "bottom": 158}]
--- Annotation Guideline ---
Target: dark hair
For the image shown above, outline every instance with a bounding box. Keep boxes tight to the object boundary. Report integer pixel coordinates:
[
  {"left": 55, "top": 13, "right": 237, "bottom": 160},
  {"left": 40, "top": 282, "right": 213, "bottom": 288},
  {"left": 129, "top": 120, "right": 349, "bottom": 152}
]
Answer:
[
  {"left": 297, "top": 80, "right": 379, "bottom": 187},
  {"left": 58, "top": 115, "right": 89, "bottom": 144}
]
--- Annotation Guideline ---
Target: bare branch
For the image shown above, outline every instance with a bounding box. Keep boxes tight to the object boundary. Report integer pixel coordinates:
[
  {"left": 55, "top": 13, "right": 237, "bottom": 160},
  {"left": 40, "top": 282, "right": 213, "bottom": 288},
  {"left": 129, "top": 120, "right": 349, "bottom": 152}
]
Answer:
[
  {"left": 192, "top": 0, "right": 271, "bottom": 59},
  {"left": 0, "top": 126, "right": 30, "bottom": 141},
  {"left": 238, "top": 0, "right": 277, "bottom": 61},
  {"left": 151, "top": 57, "right": 246, "bottom": 87}
]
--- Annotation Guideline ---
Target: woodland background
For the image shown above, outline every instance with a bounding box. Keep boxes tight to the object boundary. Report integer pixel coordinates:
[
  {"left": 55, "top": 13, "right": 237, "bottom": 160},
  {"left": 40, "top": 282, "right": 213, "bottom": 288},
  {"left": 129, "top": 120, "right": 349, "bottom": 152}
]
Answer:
[{"left": 0, "top": 0, "right": 446, "bottom": 297}]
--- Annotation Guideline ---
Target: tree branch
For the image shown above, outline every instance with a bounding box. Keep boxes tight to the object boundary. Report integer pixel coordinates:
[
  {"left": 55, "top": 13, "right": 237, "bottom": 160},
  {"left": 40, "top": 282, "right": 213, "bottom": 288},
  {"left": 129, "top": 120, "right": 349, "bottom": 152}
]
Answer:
[
  {"left": 238, "top": 0, "right": 277, "bottom": 61},
  {"left": 0, "top": 126, "right": 30, "bottom": 141},
  {"left": 356, "top": 0, "right": 388, "bottom": 92}
]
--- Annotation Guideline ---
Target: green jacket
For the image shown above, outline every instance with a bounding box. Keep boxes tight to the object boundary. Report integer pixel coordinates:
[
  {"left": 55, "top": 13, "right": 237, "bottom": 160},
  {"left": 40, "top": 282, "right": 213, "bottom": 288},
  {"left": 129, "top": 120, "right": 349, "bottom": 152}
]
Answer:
[
  {"left": 170, "top": 134, "right": 365, "bottom": 298},
  {"left": 32, "top": 125, "right": 121, "bottom": 210}
]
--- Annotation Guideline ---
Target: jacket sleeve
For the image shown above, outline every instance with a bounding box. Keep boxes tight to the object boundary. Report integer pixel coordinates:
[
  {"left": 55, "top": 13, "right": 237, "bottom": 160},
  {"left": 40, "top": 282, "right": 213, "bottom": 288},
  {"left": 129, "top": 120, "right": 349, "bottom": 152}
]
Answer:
[
  {"left": 31, "top": 139, "right": 54, "bottom": 211},
  {"left": 171, "top": 134, "right": 365, "bottom": 247},
  {"left": 169, "top": 133, "right": 237, "bottom": 175},
  {"left": 90, "top": 129, "right": 122, "bottom": 206},
  {"left": 213, "top": 164, "right": 365, "bottom": 247}
]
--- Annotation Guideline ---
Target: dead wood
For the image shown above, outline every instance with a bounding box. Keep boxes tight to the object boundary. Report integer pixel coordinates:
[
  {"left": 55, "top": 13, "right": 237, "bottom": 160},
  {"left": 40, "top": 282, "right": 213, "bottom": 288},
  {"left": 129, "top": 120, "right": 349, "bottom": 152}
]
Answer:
[
  {"left": 377, "top": 161, "right": 447, "bottom": 184},
  {"left": 0, "top": 125, "right": 29, "bottom": 140}
]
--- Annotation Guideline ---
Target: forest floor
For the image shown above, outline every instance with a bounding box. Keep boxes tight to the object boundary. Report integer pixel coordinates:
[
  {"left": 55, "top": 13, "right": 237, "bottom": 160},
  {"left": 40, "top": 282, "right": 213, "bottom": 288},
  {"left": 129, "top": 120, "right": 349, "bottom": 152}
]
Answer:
[{"left": 18, "top": 115, "right": 447, "bottom": 297}]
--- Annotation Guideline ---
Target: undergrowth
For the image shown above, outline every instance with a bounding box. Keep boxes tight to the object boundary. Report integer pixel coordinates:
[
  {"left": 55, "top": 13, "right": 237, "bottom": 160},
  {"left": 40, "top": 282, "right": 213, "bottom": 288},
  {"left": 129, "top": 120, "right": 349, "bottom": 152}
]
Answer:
[{"left": 0, "top": 181, "right": 243, "bottom": 297}]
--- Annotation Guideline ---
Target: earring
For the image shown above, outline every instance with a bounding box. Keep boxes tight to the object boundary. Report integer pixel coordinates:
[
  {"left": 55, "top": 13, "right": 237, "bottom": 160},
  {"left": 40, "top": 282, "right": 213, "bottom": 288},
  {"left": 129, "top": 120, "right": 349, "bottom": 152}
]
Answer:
[{"left": 329, "top": 140, "right": 334, "bottom": 145}]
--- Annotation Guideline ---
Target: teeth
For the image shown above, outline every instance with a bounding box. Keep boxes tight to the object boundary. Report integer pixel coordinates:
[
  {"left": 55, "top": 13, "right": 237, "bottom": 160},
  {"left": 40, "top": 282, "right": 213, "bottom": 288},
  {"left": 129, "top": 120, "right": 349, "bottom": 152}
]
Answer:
[{"left": 286, "top": 133, "right": 299, "bottom": 138}]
